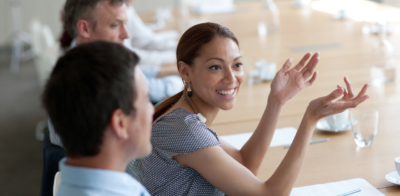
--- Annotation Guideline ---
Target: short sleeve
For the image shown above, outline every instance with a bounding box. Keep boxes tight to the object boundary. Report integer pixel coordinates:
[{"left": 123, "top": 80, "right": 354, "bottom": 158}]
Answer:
[{"left": 151, "top": 110, "right": 220, "bottom": 158}]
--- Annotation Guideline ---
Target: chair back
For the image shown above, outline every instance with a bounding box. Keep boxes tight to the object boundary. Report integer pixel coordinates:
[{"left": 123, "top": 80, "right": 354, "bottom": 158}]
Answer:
[
  {"left": 29, "top": 19, "right": 60, "bottom": 87},
  {"left": 29, "top": 19, "right": 43, "bottom": 56}
]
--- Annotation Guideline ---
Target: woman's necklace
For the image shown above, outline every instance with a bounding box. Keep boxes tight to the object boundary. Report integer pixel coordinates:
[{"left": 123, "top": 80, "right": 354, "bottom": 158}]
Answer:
[{"left": 181, "top": 96, "right": 207, "bottom": 123}]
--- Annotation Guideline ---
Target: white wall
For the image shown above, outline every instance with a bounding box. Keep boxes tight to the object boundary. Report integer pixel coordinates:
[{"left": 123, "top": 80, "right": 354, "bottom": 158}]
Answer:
[
  {"left": 0, "top": 0, "right": 65, "bottom": 47},
  {"left": 134, "top": 0, "right": 176, "bottom": 12}
]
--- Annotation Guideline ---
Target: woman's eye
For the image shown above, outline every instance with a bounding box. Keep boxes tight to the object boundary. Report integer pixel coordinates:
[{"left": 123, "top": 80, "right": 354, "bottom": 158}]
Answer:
[
  {"left": 209, "top": 65, "right": 221, "bottom": 70},
  {"left": 234, "top": 63, "right": 243, "bottom": 68},
  {"left": 111, "top": 24, "right": 118, "bottom": 28}
]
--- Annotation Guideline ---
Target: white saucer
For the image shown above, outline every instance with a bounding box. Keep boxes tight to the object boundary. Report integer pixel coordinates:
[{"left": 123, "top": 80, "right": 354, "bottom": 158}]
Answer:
[
  {"left": 386, "top": 171, "right": 400, "bottom": 185},
  {"left": 316, "top": 119, "right": 352, "bottom": 132}
]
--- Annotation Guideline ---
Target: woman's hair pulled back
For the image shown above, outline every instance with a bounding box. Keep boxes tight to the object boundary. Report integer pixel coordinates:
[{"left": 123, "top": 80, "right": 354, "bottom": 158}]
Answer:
[
  {"left": 153, "top": 22, "right": 239, "bottom": 121},
  {"left": 177, "top": 22, "right": 239, "bottom": 67}
]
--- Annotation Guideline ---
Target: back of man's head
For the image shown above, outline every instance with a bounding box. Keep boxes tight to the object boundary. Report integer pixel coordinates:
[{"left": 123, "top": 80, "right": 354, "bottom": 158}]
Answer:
[
  {"left": 64, "top": 0, "right": 128, "bottom": 38},
  {"left": 42, "top": 41, "right": 139, "bottom": 158}
]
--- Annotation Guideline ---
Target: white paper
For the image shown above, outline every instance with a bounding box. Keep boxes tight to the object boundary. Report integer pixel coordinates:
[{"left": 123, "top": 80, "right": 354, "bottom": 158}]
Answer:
[
  {"left": 291, "top": 178, "right": 384, "bottom": 196},
  {"left": 219, "top": 127, "right": 297, "bottom": 150}
]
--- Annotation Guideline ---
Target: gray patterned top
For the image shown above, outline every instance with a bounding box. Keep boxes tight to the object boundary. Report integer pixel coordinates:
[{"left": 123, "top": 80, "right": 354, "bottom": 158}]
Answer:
[{"left": 127, "top": 108, "right": 224, "bottom": 196}]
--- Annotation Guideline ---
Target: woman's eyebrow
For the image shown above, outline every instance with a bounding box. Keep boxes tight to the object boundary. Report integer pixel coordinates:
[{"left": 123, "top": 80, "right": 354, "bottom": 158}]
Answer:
[
  {"left": 234, "top": 56, "right": 242, "bottom": 60},
  {"left": 206, "top": 57, "right": 224, "bottom": 63},
  {"left": 206, "top": 56, "right": 242, "bottom": 63}
]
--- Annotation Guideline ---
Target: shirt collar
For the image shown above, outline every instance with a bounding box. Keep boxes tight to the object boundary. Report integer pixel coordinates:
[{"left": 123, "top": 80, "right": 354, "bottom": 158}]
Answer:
[{"left": 59, "top": 158, "right": 148, "bottom": 195}]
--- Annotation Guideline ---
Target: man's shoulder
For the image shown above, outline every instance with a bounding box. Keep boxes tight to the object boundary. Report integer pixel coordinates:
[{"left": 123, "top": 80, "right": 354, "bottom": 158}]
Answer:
[
  {"left": 58, "top": 160, "right": 150, "bottom": 196},
  {"left": 56, "top": 185, "right": 149, "bottom": 196}
]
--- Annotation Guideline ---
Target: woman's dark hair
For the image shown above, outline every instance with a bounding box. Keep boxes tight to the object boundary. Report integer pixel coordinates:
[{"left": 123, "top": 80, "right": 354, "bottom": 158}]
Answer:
[
  {"left": 153, "top": 22, "right": 239, "bottom": 120},
  {"left": 42, "top": 41, "right": 139, "bottom": 158}
]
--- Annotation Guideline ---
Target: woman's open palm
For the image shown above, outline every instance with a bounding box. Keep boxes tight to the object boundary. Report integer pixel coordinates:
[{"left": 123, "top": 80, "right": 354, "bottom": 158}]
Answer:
[
  {"left": 270, "top": 52, "right": 319, "bottom": 105},
  {"left": 307, "top": 78, "right": 369, "bottom": 120}
]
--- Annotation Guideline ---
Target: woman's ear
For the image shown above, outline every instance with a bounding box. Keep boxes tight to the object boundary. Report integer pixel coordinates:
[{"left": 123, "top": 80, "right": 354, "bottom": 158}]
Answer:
[
  {"left": 178, "top": 61, "right": 191, "bottom": 82},
  {"left": 76, "top": 20, "right": 92, "bottom": 39}
]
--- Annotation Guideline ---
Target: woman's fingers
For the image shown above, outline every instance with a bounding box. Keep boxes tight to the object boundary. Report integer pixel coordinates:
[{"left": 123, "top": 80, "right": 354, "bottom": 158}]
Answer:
[
  {"left": 332, "top": 84, "right": 369, "bottom": 111},
  {"left": 354, "top": 94, "right": 370, "bottom": 105},
  {"left": 337, "top": 84, "right": 348, "bottom": 99},
  {"left": 336, "top": 94, "right": 370, "bottom": 110},
  {"left": 280, "top": 58, "right": 292, "bottom": 74},
  {"left": 293, "top": 52, "right": 311, "bottom": 71},
  {"left": 312, "top": 82, "right": 369, "bottom": 119},
  {"left": 322, "top": 88, "right": 344, "bottom": 105},
  {"left": 300, "top": 53, "right": 319, "bottom": 79},
  {"left": 352, "top": 84, "right": 369, "bottom": 100},
  {"left": 344, "top": 76, "right": 354, "bottom": 99},
  {"left": 305, "top": 71, "right": 318, "bottom": 87}
]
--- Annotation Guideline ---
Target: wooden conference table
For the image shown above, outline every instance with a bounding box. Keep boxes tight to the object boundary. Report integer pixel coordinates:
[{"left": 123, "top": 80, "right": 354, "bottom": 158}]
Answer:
[{"left": 142, "top": 0, "right": 400, "bottom": 194}]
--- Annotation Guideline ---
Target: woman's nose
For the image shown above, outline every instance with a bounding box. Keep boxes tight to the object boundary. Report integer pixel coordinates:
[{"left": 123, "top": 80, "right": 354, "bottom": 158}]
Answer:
[{"left": 223, "top": 68, "right": 236, "bottom": 84}]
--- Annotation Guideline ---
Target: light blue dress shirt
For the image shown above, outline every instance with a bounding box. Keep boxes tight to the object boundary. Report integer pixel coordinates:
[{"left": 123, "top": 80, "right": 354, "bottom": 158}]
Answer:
[{"left": 57, "top": 158, "right": 150, "bottom": 196}]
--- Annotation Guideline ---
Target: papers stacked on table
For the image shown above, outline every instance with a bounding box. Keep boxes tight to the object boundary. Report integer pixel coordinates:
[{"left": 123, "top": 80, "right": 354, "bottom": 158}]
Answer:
[
  {"left": 291, "top": 178, "right": 384, "bottom": 196},
  {"left": 219, "top": 127, "right": 297, "bottom": 149}
]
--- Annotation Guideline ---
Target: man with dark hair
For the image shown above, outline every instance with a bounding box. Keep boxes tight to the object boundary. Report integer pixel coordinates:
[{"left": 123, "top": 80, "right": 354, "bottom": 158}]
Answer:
[
  {"left": 42, "top": 41, "right": 153, "bottom": 196},
  {"left": 49, "top": 0, "right": 131, "bottom": 147},
  {"left": 41, "top": 1, "right": 158, "bottom": 195}
]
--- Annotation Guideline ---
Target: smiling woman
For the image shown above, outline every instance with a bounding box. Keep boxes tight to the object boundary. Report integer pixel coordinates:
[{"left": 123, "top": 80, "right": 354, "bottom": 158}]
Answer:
[
  {"left": 129, "top": 22, "right": 370, "bottom": 196},
  {"left": 153, "top": 22, "right": 243, "bottom": 119}
]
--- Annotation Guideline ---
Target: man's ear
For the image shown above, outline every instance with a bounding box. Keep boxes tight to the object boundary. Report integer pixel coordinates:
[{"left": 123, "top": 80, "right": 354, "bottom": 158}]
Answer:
[
  {"left": 76, "top": 20, "right": 92, "bottom": 39},
  {"left": 178, "top": 61, "right": 191, "bottom": 82},
  {"left": 110, "top": 109, "right": 129, "bottom": 140}
]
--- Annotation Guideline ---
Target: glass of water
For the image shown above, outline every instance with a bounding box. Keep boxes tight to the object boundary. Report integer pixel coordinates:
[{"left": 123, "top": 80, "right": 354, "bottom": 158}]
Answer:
[
  {"left": 350, "top": 109, "right": 379, "bottom": 148},
  {"left": 370, "top": 21, "right": 396, "bottom": 86}
]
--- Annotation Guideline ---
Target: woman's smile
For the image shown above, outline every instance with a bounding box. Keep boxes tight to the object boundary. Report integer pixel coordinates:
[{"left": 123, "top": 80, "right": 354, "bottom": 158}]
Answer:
[{"left": 216, "top": 87, "right": 237, "bottom": 100}]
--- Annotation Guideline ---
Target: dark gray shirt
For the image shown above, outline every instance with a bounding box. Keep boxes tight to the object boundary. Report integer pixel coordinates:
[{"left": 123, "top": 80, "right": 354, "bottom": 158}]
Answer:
[{"left": 127, "top": 109, "right": 224, "bottom": 196}]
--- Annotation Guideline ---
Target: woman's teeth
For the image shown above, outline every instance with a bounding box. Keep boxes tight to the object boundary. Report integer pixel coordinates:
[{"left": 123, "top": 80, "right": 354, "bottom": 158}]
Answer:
[{"left": 217, "top": 89, "right": 235, "bottom": 96}]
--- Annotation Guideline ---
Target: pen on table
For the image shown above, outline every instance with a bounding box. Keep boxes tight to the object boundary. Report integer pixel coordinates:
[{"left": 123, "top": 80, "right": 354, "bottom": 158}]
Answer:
[
  {"left": 337, "top": 188, "right": 361, "bottom": 196},
  {"left": 284, "top": 138, "right": 329, "bottom": 148}
]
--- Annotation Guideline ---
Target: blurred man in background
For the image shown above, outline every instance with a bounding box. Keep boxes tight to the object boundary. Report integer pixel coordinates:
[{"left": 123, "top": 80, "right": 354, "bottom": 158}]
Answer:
[{"left": 59, "top": 0, "right": 182, "bottom": 103}]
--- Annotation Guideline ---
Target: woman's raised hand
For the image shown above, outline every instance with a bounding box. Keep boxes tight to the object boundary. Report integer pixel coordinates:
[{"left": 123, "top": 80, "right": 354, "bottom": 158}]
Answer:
[
  {"left": 270, "top": 53, "right": 319, "bottom": 105},
  {"left": 306, "top": 77, "right": 369, "bottom": 122}
]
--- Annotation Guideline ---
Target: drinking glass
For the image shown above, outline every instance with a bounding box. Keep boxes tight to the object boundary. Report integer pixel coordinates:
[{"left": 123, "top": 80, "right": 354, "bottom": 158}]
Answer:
[
  {"left": 350, "top": 109, "right": 379, "bottom": 148},
  {"left": 247, "top": 70, "right": 262, "bottom": 86},
  {"left": 370, "top": 20, "right": 397, "bottom": 86},
  {"left": 258, "top": 0, "right": 280, "bottom": 36}
]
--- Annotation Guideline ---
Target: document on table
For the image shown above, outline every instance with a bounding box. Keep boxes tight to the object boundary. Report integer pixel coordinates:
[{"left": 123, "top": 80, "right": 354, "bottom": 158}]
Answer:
[
  {"left": 291, "top": 178, "right": 384, "bottom": 196},
  {"left": 219, "top": 127, "right": 297, "bottom": 149}
]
